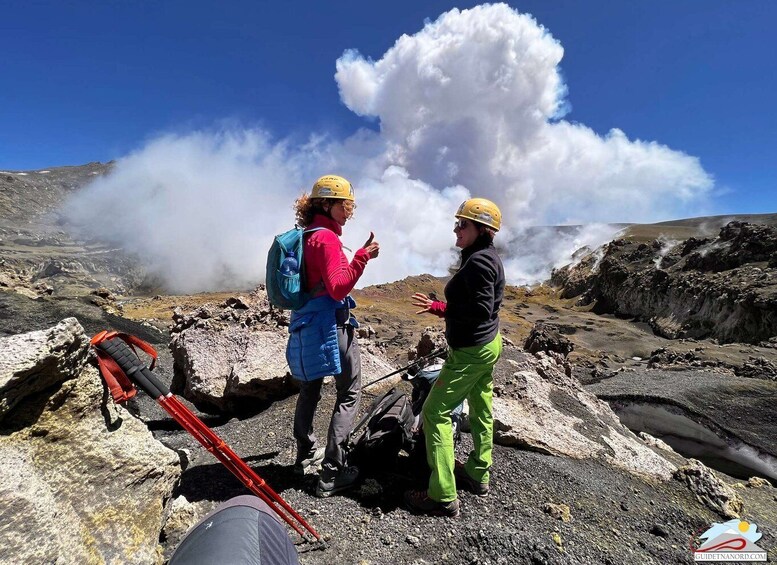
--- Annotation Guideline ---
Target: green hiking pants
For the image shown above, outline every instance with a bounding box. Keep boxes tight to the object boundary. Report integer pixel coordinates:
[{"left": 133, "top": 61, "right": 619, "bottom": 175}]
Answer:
[{"left": 423, "top": 334, "right": 502, "bottom": 502}]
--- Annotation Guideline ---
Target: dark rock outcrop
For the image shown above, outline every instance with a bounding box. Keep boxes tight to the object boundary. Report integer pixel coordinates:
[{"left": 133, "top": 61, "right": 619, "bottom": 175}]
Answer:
[
  {"left": 587, "top": 367, "right": 777, "bottom": 482},
  {"left": 552, "top": 222, "right": 777, "bottom": 344},
  {"left": 524, "top": 322, "right": 574, "bottom": 357}
]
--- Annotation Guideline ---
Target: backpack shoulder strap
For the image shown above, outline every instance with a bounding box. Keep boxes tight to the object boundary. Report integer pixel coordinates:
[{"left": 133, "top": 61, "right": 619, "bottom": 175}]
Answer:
[
  {"left": 352, "top": 388, "right": 406, "bottom": 437},
  {"left": 300, "top": 227, "right": 330, "bottom": 295},
  {"left": 302, "top": 226, "right": 328, "bottom": 240}
]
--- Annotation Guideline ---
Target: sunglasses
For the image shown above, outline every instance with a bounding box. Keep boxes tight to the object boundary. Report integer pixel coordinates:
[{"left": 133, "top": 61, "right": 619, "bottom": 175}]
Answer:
[
  {"left": 329, "top": 199, "right": 356, "bottom": 216},
  {"left": 341, "top": 200, "right": 355, "bottom": 215},
  {"left": 454, "top": 219, "right": 472, "bottom": 230}
]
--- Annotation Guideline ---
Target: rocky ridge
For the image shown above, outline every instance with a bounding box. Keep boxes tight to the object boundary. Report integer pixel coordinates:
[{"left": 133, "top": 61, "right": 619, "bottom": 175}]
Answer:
[
  {"left": 552, "top": 221, "right": 777, "bottom": 344},
  {"left": 2, "top": 315, "right": 776, "bottom": 564},
  {"left": 0, "top": 163, "right": 147, "bottom": 298},
  {"left": 3, "top": 165, "right": 777, "bottom": 562}
]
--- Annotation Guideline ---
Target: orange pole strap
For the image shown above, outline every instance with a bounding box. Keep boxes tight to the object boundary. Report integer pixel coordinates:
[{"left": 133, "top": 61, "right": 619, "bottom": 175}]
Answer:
[{"left": 90, "top": 330, "right": 322, "bottom": 542}]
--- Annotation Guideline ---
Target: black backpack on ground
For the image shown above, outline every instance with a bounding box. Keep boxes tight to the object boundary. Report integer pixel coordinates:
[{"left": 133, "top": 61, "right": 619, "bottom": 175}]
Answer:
[
  {"left": 348, "top": 388, "right": 416, "bottom": 472},
  {"left": 348, "top": 362, "right": 463, "bottom": 475},
  {"left": 406, "top": 363, "right": 463, "bottom": 444}
]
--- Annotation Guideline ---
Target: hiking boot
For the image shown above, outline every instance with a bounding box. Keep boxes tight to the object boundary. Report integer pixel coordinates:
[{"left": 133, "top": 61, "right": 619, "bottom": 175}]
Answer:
[
  {"left": 315, "top": 465, "right": 360, "bottom": 498},
  {"left": 293, "top": 447, "right": 325, "bottom": 476},
  {"left": 404, "top": 489, "right": 460, "bottom": 517},
  {"left": 454, "top": 461, "right": 490, "bottom": 496}
]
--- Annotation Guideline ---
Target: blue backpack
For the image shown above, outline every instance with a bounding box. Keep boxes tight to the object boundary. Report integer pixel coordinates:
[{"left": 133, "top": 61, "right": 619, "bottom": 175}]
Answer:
[{"left": 265, "top": 227, "right": 325, "bottom": 310}]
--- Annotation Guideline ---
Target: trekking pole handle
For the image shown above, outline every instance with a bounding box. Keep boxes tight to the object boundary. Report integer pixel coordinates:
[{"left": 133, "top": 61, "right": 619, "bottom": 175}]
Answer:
[
  {"left": 361, "top": 347, "right": 447, "bottom": 391},
  {"left": 97, "top": 338, "right": 169, "bottom": 398}
]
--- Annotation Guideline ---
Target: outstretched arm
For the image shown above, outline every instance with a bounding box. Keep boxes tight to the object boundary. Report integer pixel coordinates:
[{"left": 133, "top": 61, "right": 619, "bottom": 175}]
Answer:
[{"left": 411, "top": 292, "right": 446, "bottom": 317}]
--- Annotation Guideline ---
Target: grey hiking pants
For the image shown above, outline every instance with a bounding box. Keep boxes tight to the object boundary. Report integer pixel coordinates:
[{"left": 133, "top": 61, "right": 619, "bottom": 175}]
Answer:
[{"left": 293, "top": 321, "right": 362, "bottom": 470}]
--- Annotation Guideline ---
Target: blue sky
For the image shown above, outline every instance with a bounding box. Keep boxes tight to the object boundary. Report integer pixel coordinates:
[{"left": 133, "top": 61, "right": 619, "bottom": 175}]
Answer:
[{"left": 2, "top": 0, "right": 775, "bottom": 216}]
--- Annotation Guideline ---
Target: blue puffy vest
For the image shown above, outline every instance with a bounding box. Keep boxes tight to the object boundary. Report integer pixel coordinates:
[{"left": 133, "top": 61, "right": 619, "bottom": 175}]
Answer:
[{"left": 286, "top": 295, "right": 357, "bottom": 381}]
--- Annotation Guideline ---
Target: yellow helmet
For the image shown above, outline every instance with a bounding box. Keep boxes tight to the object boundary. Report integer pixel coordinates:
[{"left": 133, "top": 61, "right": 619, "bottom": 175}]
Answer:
[
  {"left": 311, "top": 175, "right": 355, "bottom": 201},
  {"left": 455, "top": 198, "right": 502, "bottom": 231}
]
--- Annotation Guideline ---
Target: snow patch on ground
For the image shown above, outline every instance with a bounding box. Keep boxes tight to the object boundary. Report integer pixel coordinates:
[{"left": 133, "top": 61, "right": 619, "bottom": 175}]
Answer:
[{"left": 616, "top": 401, "right": 777, "bottom": 481}]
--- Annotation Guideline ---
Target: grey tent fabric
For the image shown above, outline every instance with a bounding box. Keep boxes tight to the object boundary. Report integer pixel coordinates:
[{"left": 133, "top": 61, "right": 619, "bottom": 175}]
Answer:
[{"left": 169, "top": 495, "right": 299, "bottom": 565}]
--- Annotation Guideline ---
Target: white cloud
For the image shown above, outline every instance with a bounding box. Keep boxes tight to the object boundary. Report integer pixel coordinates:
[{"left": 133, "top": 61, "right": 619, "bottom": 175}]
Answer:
[
  {"left": 336, "top": 3, "right": 712, "bottom": 227},
  {"left": 65, "top": 3, "right": 714, "bottom": 292},
  {"left": 344, "top": 166, "right": 469, "bottom": 286}
]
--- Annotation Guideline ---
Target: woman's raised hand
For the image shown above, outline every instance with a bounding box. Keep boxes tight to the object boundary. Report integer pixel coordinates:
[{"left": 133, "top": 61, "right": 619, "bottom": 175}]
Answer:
[
  {"left": 362, "top": 231, "right": 380, "bottom": 259},
  {"left": 411, "top": 292, "right": 433, "bottom": 315}
]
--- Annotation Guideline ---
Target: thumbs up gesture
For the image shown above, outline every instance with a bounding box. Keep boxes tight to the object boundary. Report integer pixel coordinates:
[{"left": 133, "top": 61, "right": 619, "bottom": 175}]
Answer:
[{"left": 362, "top": 231, "right": 380, "bottom": 259}]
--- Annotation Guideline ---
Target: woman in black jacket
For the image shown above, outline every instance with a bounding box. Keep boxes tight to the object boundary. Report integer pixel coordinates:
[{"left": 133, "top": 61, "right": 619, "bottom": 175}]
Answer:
[{"left": 405, "top": 198, "right": 505, "bottom": 517}]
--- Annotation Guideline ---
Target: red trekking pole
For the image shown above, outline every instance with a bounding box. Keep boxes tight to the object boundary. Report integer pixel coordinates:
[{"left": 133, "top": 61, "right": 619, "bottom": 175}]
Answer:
[{"left": 90, "top": 331, "right": 323, "bottom": 543}]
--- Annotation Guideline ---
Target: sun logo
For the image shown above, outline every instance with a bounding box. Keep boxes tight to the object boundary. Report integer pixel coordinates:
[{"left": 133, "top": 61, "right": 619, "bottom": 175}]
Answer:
[{"left": 691, "top": 518, "right": 767, "bottom": 561}]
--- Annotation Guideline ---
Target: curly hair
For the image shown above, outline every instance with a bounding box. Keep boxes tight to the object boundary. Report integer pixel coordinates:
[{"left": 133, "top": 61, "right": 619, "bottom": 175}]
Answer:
[
  {"left": 293, "top": 194, "right": 355, "bottom": 227},
  {"left": 293, "top": 194, "right": 330, "bottom": 227}
]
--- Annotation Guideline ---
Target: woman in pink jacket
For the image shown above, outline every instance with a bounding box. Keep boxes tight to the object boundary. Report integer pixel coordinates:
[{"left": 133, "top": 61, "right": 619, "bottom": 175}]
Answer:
[{"left": 290, "top": 175, "right": 379, "bottom": 498}]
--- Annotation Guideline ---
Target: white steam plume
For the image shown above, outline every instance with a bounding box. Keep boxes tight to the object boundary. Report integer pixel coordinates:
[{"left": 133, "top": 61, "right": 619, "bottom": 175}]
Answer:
[
  {"left": 64, "top": 130, "right": 309, "bottom": 293},
  {"left": 65, "top": 3, "right": 713, "bottom": 292},
  {"left": 503, "top": 224, "right": 622, "bottom": 285}
]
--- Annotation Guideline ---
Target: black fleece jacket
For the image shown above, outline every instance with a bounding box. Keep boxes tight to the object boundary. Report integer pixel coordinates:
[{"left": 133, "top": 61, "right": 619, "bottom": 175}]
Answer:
[{"left": 443, "top": 240, "right": 505, "bottom": 348}]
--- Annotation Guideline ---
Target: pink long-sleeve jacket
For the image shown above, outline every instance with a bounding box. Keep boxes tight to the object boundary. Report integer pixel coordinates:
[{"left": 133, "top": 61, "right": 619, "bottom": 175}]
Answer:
[{"left": 303, "top": 214, "right": 371, "bottom": 301}]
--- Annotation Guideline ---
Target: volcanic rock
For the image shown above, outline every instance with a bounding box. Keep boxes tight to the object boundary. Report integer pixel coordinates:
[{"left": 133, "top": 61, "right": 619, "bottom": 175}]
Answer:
[
  {"left": 0, "top": 317, "right": 89, "bottom": 422},
  {"left": 552, "top": 221, "right": 777, "bottom": 344},
  {"left": 674, "top": 459, "right": 744, "bottom": 518},
  {"left": 524, "top": 322, "right": 574, "bottom": 357},
  {"left": 170, "top": 287, "right": 396, "bottom": 413},
  {"left": 490, "top": 348, "right": 676, "bottom": 481},
  {"left": 747, "top": 477, "right": 773, "bottom": 489},
  {"left": 171, "top": 325, "right": 292, "bottom": 412},
  {"left": 412, "top": 326, "right": 446, "bottom": 360},
  {"left": 161, "top": 495, "right": 212, "bottom": 558},
  {"left": 0, "top": 320, "right": 181, "bottom": 563},
  {"left": 543, "top": 502, "right": 572, "bottom": 522}
]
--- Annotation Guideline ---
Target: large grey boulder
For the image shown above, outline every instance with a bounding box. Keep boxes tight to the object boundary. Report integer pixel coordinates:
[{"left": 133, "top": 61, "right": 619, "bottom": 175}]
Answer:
[
  {"left": 0, "top": 317, "right": 89, "bottom": 422},
  {"left": 491, "top": 349, "right": 677, "bottom": 481},
  {"left": 170, "top": 289, "right": 395, "bottom": 412},
  {"left": 171, "top": 326, "right": 293, "bottom": 412},
  {"left": 0, "top": 321, "right": 181, "bottom": 564}
]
